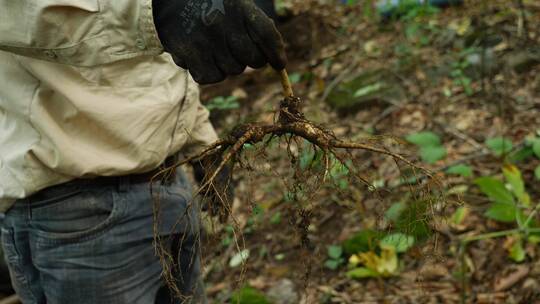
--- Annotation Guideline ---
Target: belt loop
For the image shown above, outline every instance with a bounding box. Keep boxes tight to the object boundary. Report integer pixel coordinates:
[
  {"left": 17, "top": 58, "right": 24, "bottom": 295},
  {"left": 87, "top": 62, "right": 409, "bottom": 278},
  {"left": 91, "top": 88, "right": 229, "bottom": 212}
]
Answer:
[{"left": 118, "top": 176, "right": 130, "bottom": 193}]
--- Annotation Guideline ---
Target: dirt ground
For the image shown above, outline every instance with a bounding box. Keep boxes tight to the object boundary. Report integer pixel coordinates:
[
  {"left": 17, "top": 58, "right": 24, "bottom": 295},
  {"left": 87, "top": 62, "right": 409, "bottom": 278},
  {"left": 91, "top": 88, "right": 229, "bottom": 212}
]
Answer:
[{"left": 200, "top": 1, "right": 540, "bottom": 303}]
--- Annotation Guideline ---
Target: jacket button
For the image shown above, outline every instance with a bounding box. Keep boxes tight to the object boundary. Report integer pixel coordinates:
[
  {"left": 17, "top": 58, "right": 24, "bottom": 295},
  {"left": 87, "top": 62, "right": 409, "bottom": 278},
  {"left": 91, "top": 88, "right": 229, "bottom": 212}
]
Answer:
[{"left": 136, "top": 39, "right": 146, "bottom": 50}]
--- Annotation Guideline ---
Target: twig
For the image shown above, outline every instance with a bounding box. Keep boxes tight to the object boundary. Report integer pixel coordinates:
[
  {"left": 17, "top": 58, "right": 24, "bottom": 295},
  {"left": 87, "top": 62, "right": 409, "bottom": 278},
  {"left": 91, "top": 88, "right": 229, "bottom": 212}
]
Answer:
[
  {"left": 435, "top": 151, "right": 491, "bottom": 173},
  {"left": 516, "top": 0, "right": 529, "bottom": 42},
  {"left": 279, "top": 69, "right": 294, "bottom": 98},
  {"left": 434, "top": 120, "right": 486, "bottom": 151},
  {"left": 332, "top": 141, "right": 423, "bottom": 171},
  {"left": 320, "top": 63, "right": 359, "bottom": 103},
  {"left": 368, "top": 104, "right": 401, "bottom": 130}
]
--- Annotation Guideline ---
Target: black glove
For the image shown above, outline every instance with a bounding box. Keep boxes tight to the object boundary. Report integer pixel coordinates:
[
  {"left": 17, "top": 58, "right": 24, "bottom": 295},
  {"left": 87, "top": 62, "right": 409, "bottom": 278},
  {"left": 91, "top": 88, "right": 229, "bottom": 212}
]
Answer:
[
  {"left": 254, "top": 0, "right": 278, "bottom": 20},
  {"left": 152, "top": 0, "right": 287, "bottom": 84},
  {"left": 192, "top": 156, "right": 234, "bottom": 222}
]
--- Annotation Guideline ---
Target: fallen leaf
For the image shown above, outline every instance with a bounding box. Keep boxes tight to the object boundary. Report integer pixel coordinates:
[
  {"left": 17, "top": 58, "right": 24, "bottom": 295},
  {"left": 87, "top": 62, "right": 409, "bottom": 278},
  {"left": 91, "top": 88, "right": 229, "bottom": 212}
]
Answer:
[
  {"left": 494, "top": 265, "right": 529, "bottom": 291},
  {"left": 419, "top": 263, "right": 450, "bottom": 280},
  {"left": 357, "top": 244, "right": 399, "bottom": 277},
  {"left": 229, "top": 249, "right": 250, "bottom": 268}
]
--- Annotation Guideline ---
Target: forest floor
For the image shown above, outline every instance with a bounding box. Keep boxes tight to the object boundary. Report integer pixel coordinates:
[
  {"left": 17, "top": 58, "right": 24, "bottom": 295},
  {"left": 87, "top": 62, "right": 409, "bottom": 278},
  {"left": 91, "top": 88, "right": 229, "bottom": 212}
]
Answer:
[{"left": 200, "top": 1, "right": 540, "bottom": 303}]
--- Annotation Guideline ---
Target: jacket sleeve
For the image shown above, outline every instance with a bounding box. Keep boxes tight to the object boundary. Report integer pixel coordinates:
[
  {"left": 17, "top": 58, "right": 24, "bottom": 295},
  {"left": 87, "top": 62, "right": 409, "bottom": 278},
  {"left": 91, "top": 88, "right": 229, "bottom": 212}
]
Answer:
[{"left": 0, "top": 0, "right": 164, "bottom": 66}]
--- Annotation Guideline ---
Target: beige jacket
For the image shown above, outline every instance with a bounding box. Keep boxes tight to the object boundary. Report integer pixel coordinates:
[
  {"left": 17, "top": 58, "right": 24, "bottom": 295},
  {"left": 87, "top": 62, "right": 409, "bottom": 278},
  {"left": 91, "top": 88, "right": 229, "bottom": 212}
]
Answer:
[{"left": 0, "top": 0, "right": 218, "bottom": 211}]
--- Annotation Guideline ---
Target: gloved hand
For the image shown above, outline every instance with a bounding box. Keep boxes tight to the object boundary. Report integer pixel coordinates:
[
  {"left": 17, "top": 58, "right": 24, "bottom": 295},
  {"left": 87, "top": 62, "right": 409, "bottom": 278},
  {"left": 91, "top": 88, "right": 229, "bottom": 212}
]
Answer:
[
  {"left": 152, "top": 0, "right": 287, "bottom": 84},
  {"left": 192, "top": 156, "right": 234, "bottom": 222}
]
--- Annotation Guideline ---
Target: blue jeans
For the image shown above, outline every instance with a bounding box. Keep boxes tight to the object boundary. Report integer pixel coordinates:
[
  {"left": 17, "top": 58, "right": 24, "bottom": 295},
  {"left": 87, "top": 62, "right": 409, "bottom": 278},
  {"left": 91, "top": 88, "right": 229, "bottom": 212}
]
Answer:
[{"left": 1, "top": 171, "right": 206, "bottom": 304}]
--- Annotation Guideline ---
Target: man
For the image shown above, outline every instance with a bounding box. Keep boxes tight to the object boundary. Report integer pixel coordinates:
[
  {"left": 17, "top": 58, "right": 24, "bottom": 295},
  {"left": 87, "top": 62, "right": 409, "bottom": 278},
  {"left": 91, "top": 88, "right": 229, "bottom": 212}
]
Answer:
[{"left": 0, "top": 0, "right": 286, "bottom": 303}]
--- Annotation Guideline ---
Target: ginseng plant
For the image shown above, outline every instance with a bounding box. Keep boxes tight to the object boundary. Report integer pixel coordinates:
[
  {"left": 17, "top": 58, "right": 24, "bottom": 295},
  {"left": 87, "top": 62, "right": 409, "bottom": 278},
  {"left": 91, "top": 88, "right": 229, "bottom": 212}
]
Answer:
[{"left": 151, "top": 69, "right": 434, "bottom": 300}]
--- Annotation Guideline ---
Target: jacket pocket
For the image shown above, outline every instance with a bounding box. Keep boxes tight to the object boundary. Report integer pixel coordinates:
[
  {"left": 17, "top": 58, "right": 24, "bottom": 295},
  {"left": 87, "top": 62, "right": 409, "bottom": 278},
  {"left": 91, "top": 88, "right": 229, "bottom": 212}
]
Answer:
[
  {"left": 32, "top": 186, "right": 125, "bottom": 245},
  {"left": 0, "top": 0, "right": 103, "bottom": 66}
]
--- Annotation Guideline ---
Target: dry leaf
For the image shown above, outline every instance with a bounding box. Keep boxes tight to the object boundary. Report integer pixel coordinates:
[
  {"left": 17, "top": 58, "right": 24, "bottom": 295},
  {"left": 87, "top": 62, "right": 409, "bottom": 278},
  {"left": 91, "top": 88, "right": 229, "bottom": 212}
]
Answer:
[{"left": 494, "top": 265, "right": 529, "bottom": 291}]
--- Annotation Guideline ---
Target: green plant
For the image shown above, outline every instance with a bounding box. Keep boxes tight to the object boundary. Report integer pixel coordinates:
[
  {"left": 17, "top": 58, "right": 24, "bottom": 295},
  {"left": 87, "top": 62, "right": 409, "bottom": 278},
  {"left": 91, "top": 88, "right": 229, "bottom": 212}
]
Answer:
[
  {"left": 400, "top": 3, "right": 440, "bottom": 47},
  {"left": 486, "top": 137, "right": 513, "bottom": 157},
  {"left": 446, "top": 164, "right": 473, "bottom": 177},
  {"left": 450, "top": 59, "right": 473, "bottom": 96},
  {"left": 324, "top": 245, "right": 345, "bottom": 270},
  {"left": 462, "top": 165, "right": 540, "bottom": 262},
  {"left": 243, "top": 204, "right": 265, "bottom": 234},
  {"left": 288, "top": 72, "right": 302, "bottom": 84},
  {"left": 406, "top": 131, "right": 447, "bottom": 164},
  {"left": 343, "top": 198, "right": 424, "bottom": 280},
  {"left": 447, "top": 47, "right": 480, "bottom": 96},
  {"left": 451, "top": 206, "right": 469, "bottom": 226},
  {"left": 270, "top": 212, "right": 282, "bottom": 225},
  {"left": 221, "top": 225, "right": 235, "bottom": 247},
  {"left": 346, "top": 232, "right": 415, "bottom": 279},
  {"left": 343, "top": 229, "right": 384, "bottom": 255},
  {"left": 205, "top": 95, "right": 240, "bottom": 111},
  {"left": 231, "top": 286, "right": 271, "bottom": 304},
  {"left": 528, "top": 135, "right": 540, "bottom": 180}
]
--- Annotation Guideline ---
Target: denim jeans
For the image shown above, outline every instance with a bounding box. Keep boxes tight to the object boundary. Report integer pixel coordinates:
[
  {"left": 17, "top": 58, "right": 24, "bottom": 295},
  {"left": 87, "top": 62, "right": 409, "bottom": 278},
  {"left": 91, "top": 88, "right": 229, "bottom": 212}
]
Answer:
[{"left": 1, "top": 171, "right": 206, "bottom": 304}]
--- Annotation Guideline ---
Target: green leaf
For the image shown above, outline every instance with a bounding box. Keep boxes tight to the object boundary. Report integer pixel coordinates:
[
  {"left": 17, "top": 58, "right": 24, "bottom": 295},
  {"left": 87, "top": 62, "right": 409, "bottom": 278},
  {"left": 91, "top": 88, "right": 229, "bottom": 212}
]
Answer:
[
  {"left": 420, "top": 146, "right": 447, "bottom": 164},
  {"left": 329, "top": 160, "right": 350, "bottom": 183},
  {"left": 528, "top": 235, "right": 540, "bottom": 244},
  {"left": 353, "top": 82, "right": 384, "bottom": 98},
  {"left": 508, "top": 238, "right": 526, "bottom": 263},
  {"left": 395, "top": 200, "right": 431, "bottom": 240},
  {"left": 451, "top": 206, "right": 469, "bottom": 225},
  {"left": 342, "top": 230, "right": 384, "bottom": 255},
  {"left": 324, "top": 259, "right": 342, "bottom": 270},
  {"left": 231, "top": 287, "right": 271, "bottom": 304},
  {"left": 502, "top": 164, "right": 530, "bottom": 206},
  {"left": 535, "top": 165, "right": 540, "bottom": 181},
  {"left": 474, "top": 177, "right": 514, "bottom": 205},
  {"left": 509, "top": 147, "right": 534, "bottom": 163},
  {"left": 385, "top": 202, "right": 407, "bottom": 222},
  {"left": 447, "top": 184, "right": 469, "bottom": 195},
  {"left": 446, "top": 164, "right": 473, "bottom": 177},
  {"left": 380, "top": 233, "right": 415, "bottom": 253},
  {"left": 346, "top": 267, "right": 380, "bottom": 279},
  {"left": 486, "top": 137, "right": 513, "bottom": 157},
  {"left": 289, "top": 73, "right": 302, "bottom": 84},
  {"left": 406, "top": 131, "right": 442, "bottom": 148},
  {"left": 484, "top": 202, "right": 518, "bottom": 223},
  {"left": 270, "top": 212, "right": 282, "bottom": 225},
  {"left": 252, "top": 204, "right": 264, "bottom": 216},
  {"left": 327, "top": 245, "right": 343, "bottom": 259},
  {"left": 533, "top": 139, "right": 540, "bottom": 158},
  {"left": 206, "top": 96, "right": 240, "bottom": 111},
  {"left": 299, "top": 143, "right": 324, "bottom": 170}
]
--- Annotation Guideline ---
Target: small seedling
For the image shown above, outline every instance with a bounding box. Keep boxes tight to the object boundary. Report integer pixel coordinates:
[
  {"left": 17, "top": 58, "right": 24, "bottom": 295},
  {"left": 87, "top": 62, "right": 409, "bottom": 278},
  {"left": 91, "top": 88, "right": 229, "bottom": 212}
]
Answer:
[
  {"left": 346, "top": 233, "right": 415, "bottom": 279},
  {"left": 486, "top": 137, "right": 513, "bottom": 157},
  {"left": 206, "top": 95, "right": 240, "bottom": 111},
  {"left": 231, "top": 286, "right": 271, "bottom": 304},
  {"left": 446, "top": 164, "right": 473, "bottom": 177},
  {"left": 460, "top": 165, "right": 540, "bottom": 269},
  {"left": 406, "top": 131, "right": 447, "bottom": 164},
  {"left": 324, "top": 245, "right": 345, "bottom": 270}
]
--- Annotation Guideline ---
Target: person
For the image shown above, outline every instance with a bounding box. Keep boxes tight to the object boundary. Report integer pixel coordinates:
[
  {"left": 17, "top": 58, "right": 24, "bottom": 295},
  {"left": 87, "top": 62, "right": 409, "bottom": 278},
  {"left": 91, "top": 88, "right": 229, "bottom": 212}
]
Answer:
[{"left": 0, "top": 0, "right": 286, "bottom": 303}]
